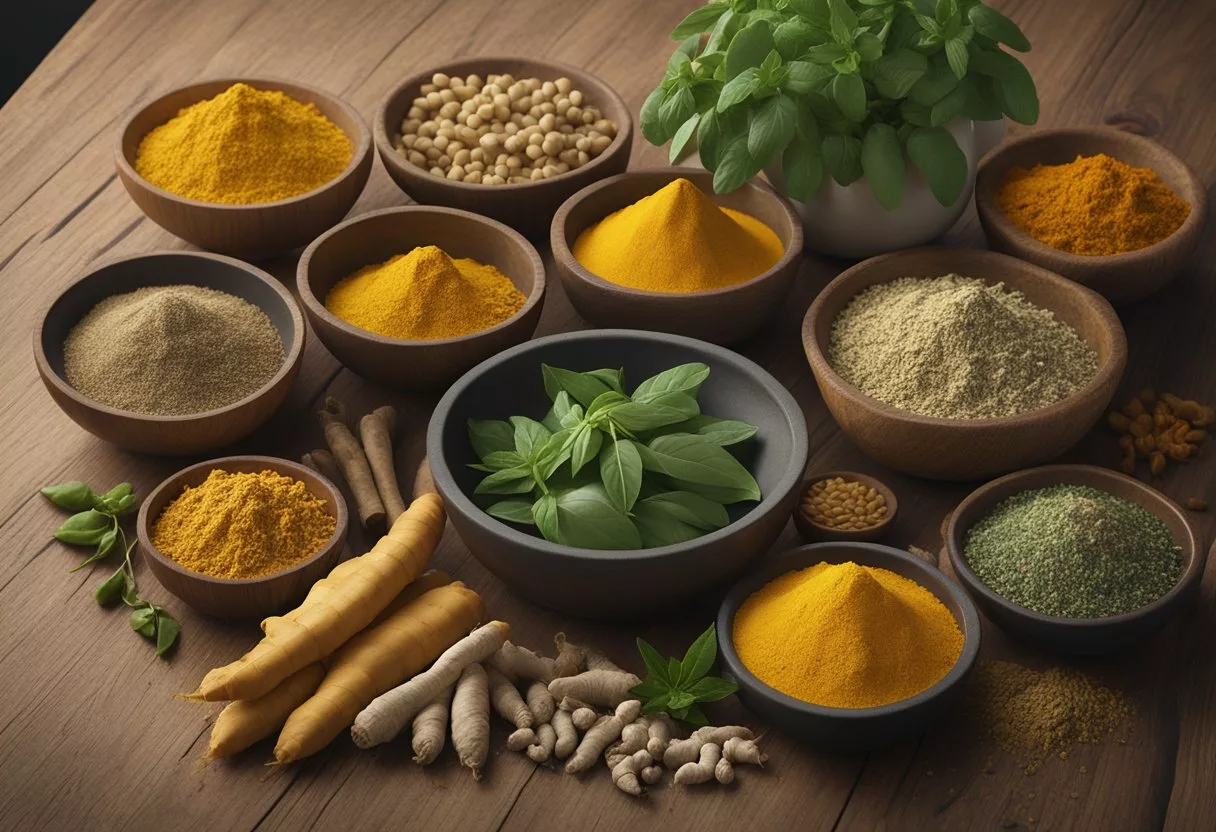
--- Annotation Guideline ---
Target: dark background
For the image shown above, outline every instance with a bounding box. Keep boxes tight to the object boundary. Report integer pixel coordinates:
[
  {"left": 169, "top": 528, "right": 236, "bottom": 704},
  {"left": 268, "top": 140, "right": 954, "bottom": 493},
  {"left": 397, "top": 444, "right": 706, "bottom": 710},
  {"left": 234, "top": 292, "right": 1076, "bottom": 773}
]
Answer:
[{"left": 2, "top": 1, "right": 94, "bottom": 105}]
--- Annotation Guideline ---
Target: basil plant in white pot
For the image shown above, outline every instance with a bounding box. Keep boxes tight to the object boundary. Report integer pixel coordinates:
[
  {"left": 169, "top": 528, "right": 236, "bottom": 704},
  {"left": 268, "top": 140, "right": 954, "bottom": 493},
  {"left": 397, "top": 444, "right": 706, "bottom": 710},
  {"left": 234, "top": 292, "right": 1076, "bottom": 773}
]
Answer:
[{"left": 641, "top": 0, "right": 1039, "bottom": 258}]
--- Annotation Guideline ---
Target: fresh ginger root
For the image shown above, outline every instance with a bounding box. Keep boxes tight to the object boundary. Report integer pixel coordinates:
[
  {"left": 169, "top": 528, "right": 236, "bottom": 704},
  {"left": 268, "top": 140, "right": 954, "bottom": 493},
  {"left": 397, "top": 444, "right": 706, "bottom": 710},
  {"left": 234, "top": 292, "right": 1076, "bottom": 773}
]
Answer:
[
  {"left": 410, "top": 686, "right": 453, "bottom": 765},
  {"left": 566, "top": 700, "right": 642, "bottom": 774},
  {"left": 723, "top": 736, "right": 767, "bottom": 766},
  {"left": 527, "top": 723, "right": 557, "bottom": 763},
  {"left": 619, "top": 719, "right": 649, "bottom": 754},
  {"left": 674, "top": 742, "right": 722, "bottom": 786},
  {"left": 553, "top": 632, "right": 587, "bottom": 678},
  {"left": 549, "top": 669, "right": 641, "bottom": 708},
  {"left": 715, "top": 755, "right": 734, "bottom": 784},
  {"left": 488, "top": 667, "right": 533, "bottom": 730},
  {"left": 491, "top": 641, "right": 557, "bottom": 682},
  {"left": 612, "top": 749, "right": 653, "bottom": 796},
  {"left": 451, "top": 663, "right": 490, "bottom": 779},
  {"left": 664, "top": 725, "right": 754, "bottom": 768},
  {"left": 506, "top": 727, "right": 536, "bottom": 752},
  {"left": 552, "top": 709, "right": 578, "bottom": 760},
  {"left": 558, "top": 695, "right": 594, "bottom": 713},
  {"left": 525, "top": 680, "right": 555, "bottom": 724},
  {"left": 571, "top": 707, "right": 598, "bottom": 732},
  {"left": 646, "top": 714, "right": 675, "bottom": 758}
]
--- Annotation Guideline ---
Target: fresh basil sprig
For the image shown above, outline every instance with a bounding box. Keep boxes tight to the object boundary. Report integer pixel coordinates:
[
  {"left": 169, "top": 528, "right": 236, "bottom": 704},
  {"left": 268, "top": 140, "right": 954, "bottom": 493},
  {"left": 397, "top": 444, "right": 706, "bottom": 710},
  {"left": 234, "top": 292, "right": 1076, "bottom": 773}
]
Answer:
[
  {"left": 467, "top": 363, "right": 761, "bottom": 550},
  {"left": 631, "top": 623, "right": 738, "bottom": 727},
  {"left": 641, "top": 0, "right": 1039, "bottom": 208},
  {"left": 41, "top": 481, "right": 180, "bottom": 657}
]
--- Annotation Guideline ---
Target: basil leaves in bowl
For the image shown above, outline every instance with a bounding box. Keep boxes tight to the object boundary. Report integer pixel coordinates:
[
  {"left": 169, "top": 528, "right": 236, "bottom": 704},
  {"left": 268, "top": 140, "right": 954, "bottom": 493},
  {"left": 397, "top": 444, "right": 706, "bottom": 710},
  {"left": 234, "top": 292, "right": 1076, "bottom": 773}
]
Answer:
[{"left": 428, "top": 330, "right": 809, "bottom": 619}]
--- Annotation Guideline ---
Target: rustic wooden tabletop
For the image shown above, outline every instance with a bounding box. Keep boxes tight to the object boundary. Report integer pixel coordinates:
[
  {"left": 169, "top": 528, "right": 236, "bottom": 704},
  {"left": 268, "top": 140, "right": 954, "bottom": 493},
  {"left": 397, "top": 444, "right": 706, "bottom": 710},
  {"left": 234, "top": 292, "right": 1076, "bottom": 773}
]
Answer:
[{"left": 1, "top": 0, "right": 1213, "bottom": 830}]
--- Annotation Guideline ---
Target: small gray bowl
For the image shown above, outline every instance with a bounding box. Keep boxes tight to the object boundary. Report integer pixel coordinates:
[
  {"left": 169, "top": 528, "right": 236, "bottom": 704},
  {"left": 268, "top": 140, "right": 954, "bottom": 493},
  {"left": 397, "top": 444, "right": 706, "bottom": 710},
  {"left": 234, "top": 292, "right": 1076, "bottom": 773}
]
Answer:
[
  {"left": 716, "top": 543, "right": 981, "bottom": 752},
  {"left": 427, "top": 329, "right": 809, "bottom": 619}
]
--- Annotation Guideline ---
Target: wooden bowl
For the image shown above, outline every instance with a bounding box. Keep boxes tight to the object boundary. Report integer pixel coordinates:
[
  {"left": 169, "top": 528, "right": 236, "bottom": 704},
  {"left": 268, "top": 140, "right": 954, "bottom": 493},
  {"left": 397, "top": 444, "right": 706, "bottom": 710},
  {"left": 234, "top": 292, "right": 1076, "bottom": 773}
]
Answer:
[
  {"left": 375, "top": 57, "right": 632, "bottom": 239},
  {"left": 137, "top": 456, "right": 348, "bottom": 619},
  {"left": 116, "top": 77, "right": 373, "bottom": 260},
  {"left": 802, "top": 247, "right": 1127, "bottom": 481},
  {"left": 33, "top": 251, "right": 305, "bottom": 455},
  {"left": 716, "top": 542, "right": 981, "bottom": 752},
  {"left": 975, "top": 127, "right": 1207, "bottom": 306},
  {"left": 792, "top": 471, "right": 898, "bottom": 543},
  {"left": 297, "top": 205, "right": 545, "bottom": 389},
  {"left": 945, "top": 464, "right": 1204, "bottom": 653},
  {"left": 551, "top": 168, "right": 803, "bottom": 345}
]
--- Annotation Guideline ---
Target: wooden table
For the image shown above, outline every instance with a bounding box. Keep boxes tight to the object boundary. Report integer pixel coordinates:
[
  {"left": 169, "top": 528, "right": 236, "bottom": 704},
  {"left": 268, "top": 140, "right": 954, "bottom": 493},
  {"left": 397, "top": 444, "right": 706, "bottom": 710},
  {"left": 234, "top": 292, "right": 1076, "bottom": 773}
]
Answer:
[{"left": 1, "top": 1, "right": 1213, "bottom": 829}]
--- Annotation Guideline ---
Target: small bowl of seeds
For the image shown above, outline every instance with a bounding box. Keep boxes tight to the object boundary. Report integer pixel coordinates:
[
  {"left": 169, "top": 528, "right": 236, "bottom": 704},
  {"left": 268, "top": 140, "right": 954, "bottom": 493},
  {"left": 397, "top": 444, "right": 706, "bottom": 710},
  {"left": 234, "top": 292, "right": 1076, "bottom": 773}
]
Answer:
[
  {"left": 792, "top": 471, "right": 897, "bottom": 543},
  {"left": 374, "top": 57, "right": 633, "bottom": 239}
]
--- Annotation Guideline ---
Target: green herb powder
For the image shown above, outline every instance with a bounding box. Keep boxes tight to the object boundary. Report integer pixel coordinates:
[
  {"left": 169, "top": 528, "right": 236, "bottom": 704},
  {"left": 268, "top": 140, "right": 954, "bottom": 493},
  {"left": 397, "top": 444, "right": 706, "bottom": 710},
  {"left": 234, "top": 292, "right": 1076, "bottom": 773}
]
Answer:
[{"left": 964, "top": 484, "right": 1182, "bottom": 618}]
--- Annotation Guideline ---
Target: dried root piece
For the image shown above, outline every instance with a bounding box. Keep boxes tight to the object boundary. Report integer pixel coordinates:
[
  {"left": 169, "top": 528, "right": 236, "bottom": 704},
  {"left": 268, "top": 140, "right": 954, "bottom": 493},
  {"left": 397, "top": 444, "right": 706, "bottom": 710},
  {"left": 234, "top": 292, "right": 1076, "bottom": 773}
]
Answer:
[
  {"left": 507, "top": 727, "right": 536, "bottom": 752},
  {"left": 565, "top": 700, "right": 642, "bottom": 774},
  {"left": 410, "top": 685, "right": 453, "bottom": 765},
  {"left": 451, "top": 663, "right": 490, "bottom": 779},
  {"left": 722, "top": 736, "right": 767, "bottom": 766},
  {"left": 571, "top": 707, "right": 598, "bottom": 731},
  {"left": 525, "top": 680, "right": 555, "bottom": 724},
  {"left": 558, "top": 695, "right": 594, "bottom": 712},
  {"left": 715, "top": 756, "right": 734, "bottom": 784},
  {"left": 641, "top": 764, "right": 664, "bottom": 785},
  {"left": 551, "top": 709, "right": 578, "bottom": 760},
  {"left": 319, "top": 397, "right": 385, "bottom": 530},
  {"left": 604, "top": 741, "right": 628, "bottom": 770},
  {"left": 549, "top": 669, "right": 641, "bottom": 708},
  {"left": 612, "top": 749, "right": 653, "bottom": 796},
  {"left": 664, "top": 726, "right": 755, "bottom": 768},
  {"left": 491, "top": 641, "right": 557, "bottom": 683},
  {"left": 674, "top": 742, "right": 722, "bottom": 786},
  {"left": 488, "top": 667, "right": 533, "bottom": 730},
  {"left": 413, "top": 455, "right": 437, "bottom": 498},
  {"left": 359, "top": 405, "right": 406, "bottom": 525},
  {"left": 646, "top": 714, "right": 675, "bottom": 758},
  {"left": 553, "top": 632, "right": 587, "bottom": 678},
  {"left": 527, "top": 722, "right": 557, "bottom": 763}
]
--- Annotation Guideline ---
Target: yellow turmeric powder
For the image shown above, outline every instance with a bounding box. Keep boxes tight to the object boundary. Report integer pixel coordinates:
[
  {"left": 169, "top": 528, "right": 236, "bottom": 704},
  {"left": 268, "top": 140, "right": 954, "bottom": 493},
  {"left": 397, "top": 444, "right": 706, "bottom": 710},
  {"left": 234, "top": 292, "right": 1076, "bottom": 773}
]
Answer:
[
  {"left": 997, "top": 153, "right": 1190, "bottom": 256},
  {"left": 733, "top": 561, "right": 963, "bottom": 709},
  {"left": 134, "top": 82, "right": 352, "bottom": 205},
  {"left": 572, "top": 178, "right": 783, "bottom": 293},
  {"left": 324, "top": 245, "right": 526, "bottom": 340},
  {"left": 152, "top": 469, "right": 336, "bottom": 580}
]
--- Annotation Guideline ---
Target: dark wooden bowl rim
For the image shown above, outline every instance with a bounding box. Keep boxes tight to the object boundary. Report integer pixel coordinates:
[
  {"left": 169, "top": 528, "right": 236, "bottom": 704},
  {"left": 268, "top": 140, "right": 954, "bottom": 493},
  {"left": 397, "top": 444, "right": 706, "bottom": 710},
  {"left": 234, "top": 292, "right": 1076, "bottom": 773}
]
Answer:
[
  {"left": 797, "top": 470, "right": 898, "bottom": 536},
  {"left": 802, "top": 246, "right": 1127, "bottom": 430},
  {"left": 946, "top": 464, "right": 1203, "bottom": 628},
  {"left": 429, "top": 329, "right": 808, "bottom": 562},
  {"left": 976, "top": 127, "right": 1208, "bottom": 264},
  {"left": 374, "top": 56, "right": 632, "bottom": 193},
  {"left": 33, "top": 250, "right": 305, "bottom": 423},
  {"left": 552, "top": 167, "right": 804, "bottom": 299},
  {"left": 115, "top": 76, "right": 372, "bottom": 209},
  {"left": 136, "top": 455, "right": 349, "bottom": 586},
  {"left": 717, "top": 542, "right": 981, "bottom": 719},
  {"left": 296, "top": 205, "right": 546, "bottom": 347}
]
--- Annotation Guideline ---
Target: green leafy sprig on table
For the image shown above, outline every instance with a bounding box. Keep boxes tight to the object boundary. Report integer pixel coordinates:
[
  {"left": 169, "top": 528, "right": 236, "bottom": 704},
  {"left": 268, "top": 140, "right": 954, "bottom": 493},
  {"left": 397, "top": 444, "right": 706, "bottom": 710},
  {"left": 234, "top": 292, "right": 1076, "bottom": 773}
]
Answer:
[
  {"left": 641, "top": 0, "right": 1039, "bottom": 207},
  {"left": 631, "top": 623, "right": 738, "bottom": 726},
  {"left": 467, "top": 363, "right": 761, "bottom": 550},
  {"left": 41, "top": 481, "right": 180, "bottom": 657}
]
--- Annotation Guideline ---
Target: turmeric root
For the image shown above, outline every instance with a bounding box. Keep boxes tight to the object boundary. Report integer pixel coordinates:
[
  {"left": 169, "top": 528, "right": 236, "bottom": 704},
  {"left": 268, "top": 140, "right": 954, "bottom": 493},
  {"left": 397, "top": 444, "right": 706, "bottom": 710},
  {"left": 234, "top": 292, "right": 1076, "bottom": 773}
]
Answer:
[
  {"left": 204, "top": 663, "right": 325, "bottom": 762},
  {"left": 351, "top": 620, "right": 508, "bottom": 750},
  {"left": 411, "top": 686, "right": 453, "bottom": 765},
  {"left": 571, "top": 707, "right": 598, "bottom": 732},
  {"left": 664, "top": 725, "right": 755, "bottom": 768},
  {"left": 527, "top": 722, "right": 557, "bottom": 763},
  {"left": 548, "top": 669, "right": 641, "bottom": 708},
  {"left": 507, "top": 727, "right": 536, "bottom": 751},
  {"left": 612, "top": 749, "right": 653, "bottom": 796},
  {"left": 488, "top": 667, "right": 533, "bottom": 730},
  {"left": 525, "top": 680, "right": 555, "bottom": 724},
  {"left": 359, "top": 405, "right": 406, "bottom": 526},
  {"left": 320, "top": 396, "right": 385, "bottom": 530},
  {"left": 551, "top": 709, "right": 578, "bottom": 760},
  {"left": 553, "top": 632, "right": 587, "bottom": 678},
  {"left": 490, "top": 641, "right": 556, "bottom": 682},
  {"left": 715, "top": 756, "right": 734, "bottom": 784},
  {"left": 722, "top": 736, "right": 767, "bottom": 766},
  {"left": 674, "top": 742, "right": 721, "bottom": 786},
  {"left": 565, "top": 700, "right": 642, "bottom": 774},
  {"left": 451, "top": 663, "right": 490, "bottom": 779}
]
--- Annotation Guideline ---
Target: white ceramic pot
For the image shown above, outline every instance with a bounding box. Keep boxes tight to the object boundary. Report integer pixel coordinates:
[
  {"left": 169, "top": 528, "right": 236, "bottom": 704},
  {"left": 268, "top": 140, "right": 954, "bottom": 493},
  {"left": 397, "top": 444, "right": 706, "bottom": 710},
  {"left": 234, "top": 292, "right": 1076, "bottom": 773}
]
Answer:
[{"left": 764, "top": 119, "right": 1006, "bottom": 259}]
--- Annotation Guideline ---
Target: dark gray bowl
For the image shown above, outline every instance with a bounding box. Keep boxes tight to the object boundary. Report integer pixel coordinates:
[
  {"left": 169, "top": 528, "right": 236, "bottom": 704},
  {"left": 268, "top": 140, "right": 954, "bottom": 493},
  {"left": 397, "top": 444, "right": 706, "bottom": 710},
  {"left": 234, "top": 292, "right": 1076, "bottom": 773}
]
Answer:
[
  {"left": 427, "top": 329, "right": 809, "bottom": 619},
  {"left": 716, "top": 543, "right": 981, "bottom": 752}
]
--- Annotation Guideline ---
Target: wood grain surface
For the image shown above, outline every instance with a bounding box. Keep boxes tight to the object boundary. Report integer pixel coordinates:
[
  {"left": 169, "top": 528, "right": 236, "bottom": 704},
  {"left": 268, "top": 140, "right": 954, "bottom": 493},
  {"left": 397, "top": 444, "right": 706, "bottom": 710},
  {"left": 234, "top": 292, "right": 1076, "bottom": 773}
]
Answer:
[{"left": 0, "top": 1, "right": 1212, "bottom": 830}]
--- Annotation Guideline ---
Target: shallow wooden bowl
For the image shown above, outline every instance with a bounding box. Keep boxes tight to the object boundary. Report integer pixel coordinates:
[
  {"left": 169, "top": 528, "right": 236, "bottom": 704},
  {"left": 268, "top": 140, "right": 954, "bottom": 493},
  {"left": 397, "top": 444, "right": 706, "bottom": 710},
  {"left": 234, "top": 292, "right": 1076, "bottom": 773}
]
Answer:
[
  {"left": 137, "top": 456, "right": 348, "bottom": 619},
  {"left": 717, "top": 542, "right": 981, "bottom": 752},
  {"left": 945, "top": 464, "right": 1204, "bottom": 653},
  {"left": 33, "top": 251, "right": 305, "bottom": 455},
  {"left": 551, "top": 168, "right": 803, "bottom": 345},
  {"left": 297, "top": 205, "right": 545, "bottom": 389},
  {"left": 375, "top": 57, "right": 632, "bottom": 239},
  {"left": 792, "top": 471, "right": 898, "bottom": 543},
  {"left": 975, "top": 127, "right": 1207, "bottom": 306},
  {"left": 802, "top": 247, "right": 1127, "bottom": 481},
  {"left": 116, "top": 77, "right": 373, "bottom": 260}
]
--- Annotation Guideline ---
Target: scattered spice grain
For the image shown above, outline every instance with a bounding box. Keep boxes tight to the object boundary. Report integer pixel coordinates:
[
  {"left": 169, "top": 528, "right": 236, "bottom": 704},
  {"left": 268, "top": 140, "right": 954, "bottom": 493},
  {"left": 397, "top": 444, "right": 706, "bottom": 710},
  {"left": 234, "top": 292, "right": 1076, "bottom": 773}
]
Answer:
[
  {"left": 802, "top": 476, "right": 887, "bottom": 530},
  {"left": 964, "top": 484, "right": 1181, "bottom": 618},
  {"left": 829, "top": 275, "right": 1097, "bottom": 420},
  {"left": 1108, "top": 388, "right": 1212, "bottom": 476},
  {"left": 1186, "top": 497, "right": 1208, "bottom": 512},
  {"left": 63, "top": 285, "right": 283, "bottom": 416}
]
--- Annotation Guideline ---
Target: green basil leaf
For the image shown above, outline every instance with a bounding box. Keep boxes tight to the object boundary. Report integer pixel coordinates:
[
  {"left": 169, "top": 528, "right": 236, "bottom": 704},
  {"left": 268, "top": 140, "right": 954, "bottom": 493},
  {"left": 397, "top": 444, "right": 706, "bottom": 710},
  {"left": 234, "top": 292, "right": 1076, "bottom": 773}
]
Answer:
[
  {"left": 97, "top": 482, "right": 134, "bottom": 511},
  {"left": 532, "top": 493, "right": 560, "bottom": 542},
  {"left": 154, "top": 610, "right": 180, "bottom": 657},
  {"left": 681, "top": 703, "right": 710, "bottom": 727},
  {"left": 907, "top": 125, "right": 968, "bottom": 206},
  {"left": 910, "top": 65, "right": 959, "bottom": 106},
  {"left": 570, "top": 425, "right": 605, "bottom": 476},
  {"left": 773, "top": 16, "right": 823, "bottom": 60},
  {"left": 542, "top": 364, "right": 613, "bottom": 408},
  {"left": 640, "top": 85, "right": 668, "bottom": 145},
  {"left": 830, "top": 73, "right": 866, "bottom": 123},
  {"left": 642, "top": 690, "right": 673, "bottom": 715},
  {"left": 747, "top": 92, "right": 798, "bottom": 166},
  {"left": 822, "top": 133, "right": 863, "bottom": 185},
  {"left": 718, "top": 67, "right": 763, "bottom": 112},
  {"left": 611, "top": 394, "right": 701, "bottom": 433},
  {"left": 473, "top": 466, "right": 536, "bottom": 496},
  {"left": 960, "top": 74, "right": 1004, "bottom": 121},
  {"left": 659, "top": 86, "right": 697, "bottom": 142},
  {"left": 784, "top": 61, "right": 833, "bottom": 95},
  {"left": 669, "top": 113, "right": 701, "bottom": 163},
  {"left": 509, "top": 416, "right": 551, "bottom": 459},
  {"left": 587, "top": 391, "right": 631, "bottom": 419},
  {"left": 805, "top": 42, "right": 848, "bottom": 64},
  {"left": 552, "top": 485, "right": 642, "bottom": 550},
  {"left": 671, "top": 2, "right": 727, "bottom": 39},
  {"left": 688, "top": 675, "right": 739, "bottom": 702},
  {"left": 692, "top": 418, "right": 759, "bottom": 446},
  {"left": 696, "top": 108, "right": 725, "bottom": 170},
  {"left": 70, "top": 526, "right": 117, "bottom": 572},
  {"left": 725, "top": 19, "right": 775, "bottom": 80},
  {"left": 788, "top": 0, "right": 830, "bottom": 24},
  {"left": 669, "top": 478, "right": 762, "bottom": 505},
  {"left": 855, "top": 32, "right": 884, "bottom": 61},
  {"left": 945, "top": 36, "right": 969, "bottom": 78},
  {"left": 872, "top": 48, "right": 928, "bottom": 98},
  {"left": 599, "top": 438, "right": 643, "bottom": 514},
  {"left": 667, "top": 690, "right": 699, "bottom": 711},
  {"left": 585, "top": 368, "right": 625, "bottom": 393},
  {"left": 40, "top": 481, "right": 97, "bottom": 512},
  {"left": 861, "top": 123, "right": 906, "bottom": 209},
  {"left": 633, "top": 363, "right": 711, "bottom": 402},
  {"left": 130, "top": 604, "right": 157, "bottom": 638},
  {"left": 639, "top": 434, "right": 760, "bottom": 498},
  {"left": 678, "top": 623, "right": 720, "bottom": 686},
  {"left": 968, "top": 4, "right": 1030, "bottom": 51},
  {"left": 632, "top": 502, "right": 705, "bottom": 548},
  {"left": 712, "top": 133, "right": 762, "bottom": 193},
  {"left": 468, "top": 419, "right": 516, "bottom": 460},
  {"left": 487, "top": 500, "right": 537, "bottom": 526},
  {"left": 993, "top": 53, "right": 1039, "bottom": 124},
  {"left": 94, "top": 566, "right": 128, "bottom": 606},
  {"left": 541, "top": 391, "right": 571, "bottom": 432},
  {"left": 781, "top": 134, "right": 823, "bottom": 201},
  {"left": 535, "top": 428, "right": 575, "bottom": 479},
  {"left": 53, "top": 509, "right": 110, "bottom": 546},
  {"left": 930, "top": 85, "right": 967, "bottom": 126},
  {"left": 631, "top": 678, "right": 671, "bottom": 701},
  {"left": 705, "top": 7, "right": 740, "bottom": 53},
  {"left": 480, "top": 450, "right": 527, "bottom": 471},
  {"left": 641, "top": 491, "right": 729, "bottom": 530},
  {"left": 636, "top": 637, "right": 671, "bottom": 685}
]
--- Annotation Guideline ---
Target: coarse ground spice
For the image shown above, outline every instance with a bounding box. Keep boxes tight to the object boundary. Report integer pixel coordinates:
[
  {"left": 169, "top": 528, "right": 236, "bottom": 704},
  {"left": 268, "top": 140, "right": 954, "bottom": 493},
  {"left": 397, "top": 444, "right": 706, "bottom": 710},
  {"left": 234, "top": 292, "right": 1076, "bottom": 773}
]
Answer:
[
  {"left": 964, "top": 484, "right": 1181, "bottom": 618},
  {"left": 63, "top": 285, "right": 284, "bottom": 416},
  {"left": 829, "top": 275, "right": 1098, "bottom": 420},
  {"left": 967, "top": 660, "right": 1132, "bottom": 772},
  {"left": 152, "top": 469, "right": 336, "bottom": 580}
]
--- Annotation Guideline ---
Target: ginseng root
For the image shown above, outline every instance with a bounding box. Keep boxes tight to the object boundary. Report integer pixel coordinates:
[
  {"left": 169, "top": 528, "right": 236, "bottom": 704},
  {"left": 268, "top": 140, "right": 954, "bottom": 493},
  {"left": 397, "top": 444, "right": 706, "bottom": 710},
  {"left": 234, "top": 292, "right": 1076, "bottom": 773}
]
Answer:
[{"left": 451, "top": 663, "right": 490, "bottom": 779}]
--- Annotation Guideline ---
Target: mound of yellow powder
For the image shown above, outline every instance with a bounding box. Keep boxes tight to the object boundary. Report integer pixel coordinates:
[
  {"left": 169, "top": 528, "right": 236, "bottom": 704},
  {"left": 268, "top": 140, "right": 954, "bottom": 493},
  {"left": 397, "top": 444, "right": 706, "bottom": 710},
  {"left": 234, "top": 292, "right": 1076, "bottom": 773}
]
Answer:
[
  {"left": 324, "top": 245, "right": 526, "bottom": 340},
  {"left": 572, "top": 178, "right": 784, "bottom": 293},
  {"left": 733, "top": 561, "right": 964, "bottom": 709},
  {"left": 134, "top": 82, "right": 352, "bottom": 205}
]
